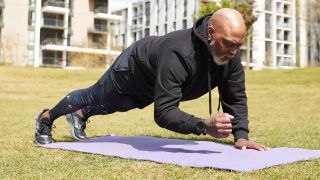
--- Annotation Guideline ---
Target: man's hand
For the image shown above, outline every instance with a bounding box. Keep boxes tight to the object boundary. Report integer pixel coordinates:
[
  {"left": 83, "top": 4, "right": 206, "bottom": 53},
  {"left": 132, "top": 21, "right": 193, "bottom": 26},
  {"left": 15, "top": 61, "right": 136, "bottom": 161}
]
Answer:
[
  {"left": 235, "top": 139, "right": 270, "bottom": 151},
  {"left": 205, "top": 113, "right": 233, "bottom": 138}
]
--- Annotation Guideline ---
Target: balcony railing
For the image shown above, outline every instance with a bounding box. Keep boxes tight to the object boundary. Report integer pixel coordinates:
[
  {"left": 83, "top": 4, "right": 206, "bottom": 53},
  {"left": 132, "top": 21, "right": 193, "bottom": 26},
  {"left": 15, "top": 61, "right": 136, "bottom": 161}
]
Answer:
[
  {"left": 94, "top": 24, "right": 108, "bottom": 31},
  {"left": 133, "top": 12, "right": 143, "bottom": 18},
  {"left": 42, "top": 57, "right": 63, "bottom": 66},
  {"left": 90, "top": 42, "right": 106, "bottom": 49},
  {"left": 43, "top": 0, "right": 66, "bottom": 8},
  {"left": 88, "top": 24, "right": 109, "bottom": 34},
  {"left": 278, "top": 23, "right": 290, "bottom": 28},
  {"left": 94, "top": 7, "right": 108, "bottom": 14},
  {"left": 41, "top": 38, "right": 63, "bottom": 45},
  {"left": 43, "top": 18, "right": 64, "bottom": 27}
]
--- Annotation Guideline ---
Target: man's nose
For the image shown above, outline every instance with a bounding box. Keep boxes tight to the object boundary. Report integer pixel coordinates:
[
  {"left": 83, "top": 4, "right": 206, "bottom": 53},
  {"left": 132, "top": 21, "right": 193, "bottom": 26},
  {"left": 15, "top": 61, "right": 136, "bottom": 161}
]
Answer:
[{"left": 229, "top": 47, "right": 238, "bottom": 56}]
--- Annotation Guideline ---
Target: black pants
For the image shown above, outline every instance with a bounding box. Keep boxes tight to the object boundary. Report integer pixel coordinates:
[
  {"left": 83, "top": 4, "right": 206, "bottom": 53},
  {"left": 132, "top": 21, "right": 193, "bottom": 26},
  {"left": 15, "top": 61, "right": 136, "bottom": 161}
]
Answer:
[{"left": 49, "top": 44, "right": 144, "bottom": 121}]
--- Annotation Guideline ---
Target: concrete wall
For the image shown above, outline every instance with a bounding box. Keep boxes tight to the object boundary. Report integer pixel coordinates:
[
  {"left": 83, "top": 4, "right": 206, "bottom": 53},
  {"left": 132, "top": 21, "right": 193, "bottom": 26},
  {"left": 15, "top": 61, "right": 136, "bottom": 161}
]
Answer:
[
  {"left": 71, "top": 0, "right": 95, "bottom": 46},
  {"left": 2, "top": 0, "right": 29, "bottom": 65}
]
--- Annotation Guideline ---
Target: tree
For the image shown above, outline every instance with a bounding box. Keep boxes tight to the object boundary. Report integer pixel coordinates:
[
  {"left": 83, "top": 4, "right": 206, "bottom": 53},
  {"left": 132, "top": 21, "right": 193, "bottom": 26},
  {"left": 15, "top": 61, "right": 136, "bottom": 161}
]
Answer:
[
  {"left": 195, "top": 0, "right": 257, "bottom": 69},
  {"left": 195, "top": 0, "right": 257, "bottom": 29}
]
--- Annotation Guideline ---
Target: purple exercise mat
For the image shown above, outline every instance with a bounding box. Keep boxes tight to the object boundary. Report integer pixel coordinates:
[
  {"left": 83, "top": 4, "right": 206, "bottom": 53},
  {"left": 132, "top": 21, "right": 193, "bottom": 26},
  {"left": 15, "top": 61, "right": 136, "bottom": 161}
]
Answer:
[{"left": 42, "top": 135, "right": 320, "bottom": 172}]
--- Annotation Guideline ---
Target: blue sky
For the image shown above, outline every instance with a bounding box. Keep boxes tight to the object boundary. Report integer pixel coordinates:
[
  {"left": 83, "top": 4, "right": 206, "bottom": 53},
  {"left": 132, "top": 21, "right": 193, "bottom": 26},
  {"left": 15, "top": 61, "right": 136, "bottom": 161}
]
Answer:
[{"left": 110, "top": 0, "right": 139, "bottom": 11}]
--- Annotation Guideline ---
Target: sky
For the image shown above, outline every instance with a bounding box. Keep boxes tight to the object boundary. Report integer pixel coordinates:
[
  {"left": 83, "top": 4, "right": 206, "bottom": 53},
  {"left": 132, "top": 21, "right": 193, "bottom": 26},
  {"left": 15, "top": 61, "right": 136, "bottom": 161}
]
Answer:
[{"left": 110, "top": 0, "right": 139, "bottom": 11}]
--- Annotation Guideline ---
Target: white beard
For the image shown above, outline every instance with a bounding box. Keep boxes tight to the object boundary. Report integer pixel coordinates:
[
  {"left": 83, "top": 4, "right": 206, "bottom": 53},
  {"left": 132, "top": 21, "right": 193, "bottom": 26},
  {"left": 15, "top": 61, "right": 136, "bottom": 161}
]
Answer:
[
  {"left": 213, "top": 54, "right": 230, "bottom": 65},
  {"left": 209, "top": 41, "right": 232, "bottom": 66}
]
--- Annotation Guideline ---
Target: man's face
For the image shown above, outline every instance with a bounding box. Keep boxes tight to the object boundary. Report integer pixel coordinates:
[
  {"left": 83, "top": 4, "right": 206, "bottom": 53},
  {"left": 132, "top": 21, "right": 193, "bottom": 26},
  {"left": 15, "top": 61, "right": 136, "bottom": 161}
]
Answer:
[{"left": 208, "top": 24, "right": 245, "bottom": 65}]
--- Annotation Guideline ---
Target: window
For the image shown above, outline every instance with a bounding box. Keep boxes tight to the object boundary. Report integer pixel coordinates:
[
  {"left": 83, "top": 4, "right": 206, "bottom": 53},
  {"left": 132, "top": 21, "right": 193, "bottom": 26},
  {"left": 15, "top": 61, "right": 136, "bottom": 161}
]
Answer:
[
  {"left": 265, "top": 0, "right": 272, "bottom": 11},
  {"left": 183, "top": 20, "right": 187, "bottom": 29},
  {"left": 265, "top": 13, "right": 272, "bottom": 38},
  {"left": 283, "top": 17, "right": 289, "bottom": 28},
  {"left": 28, "top": 10, "right": 35, "bottom": 26},
  {"left": 284, "top": 4, "right": 289, "bottom": 14},
  {"left": 164, "top": 24, "right": 167, "bottom": 34},
  {"left": 122, "top": 34, "right": 125, "bottom": 46},
  {"left": 133, "top": 32, "right": 137, "bottom": 41},
  {"left": 284, "top": 44, "right": 290, "bottom": 54},
  {"left": 265, "top": 41, "right": 272, "bottom": 66},
  {"left": 145, "top": 2, "right": 150, "bottom": 26},
  {"left": 145, "top": 28, "right": 150, "bottom": 37},
  {"left": 156, "top": 26, "right": 159, "bottom": 36},
  {"left": 184, "top": 0, "right": 187, "bottom": 17},
  {"left": 94, "top": 19, "right": 107, "bottom": 31},
  {"left": 284, "top": 31, "right": 289, "bottom": 41},
  {"left": 165, "top": 0, "right": 168, "bottom": 22}
]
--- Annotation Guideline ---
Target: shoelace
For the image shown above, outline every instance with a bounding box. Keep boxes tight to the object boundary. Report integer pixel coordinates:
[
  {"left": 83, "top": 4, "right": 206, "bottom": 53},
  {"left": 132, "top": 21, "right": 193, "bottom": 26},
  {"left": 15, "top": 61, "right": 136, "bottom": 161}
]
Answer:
[
  {"left": 79, "top": 119, "right": 90, "bottom": 131},
  {"left": 39, "top": 123, "right": 56, "bottom": 134}
]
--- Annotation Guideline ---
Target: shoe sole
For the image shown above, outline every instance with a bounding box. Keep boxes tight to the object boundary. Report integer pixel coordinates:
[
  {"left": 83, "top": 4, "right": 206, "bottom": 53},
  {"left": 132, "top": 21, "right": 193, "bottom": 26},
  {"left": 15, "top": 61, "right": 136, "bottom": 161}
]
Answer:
[{"left": 66, "top": 114, "right": 82, "bottom": 141}]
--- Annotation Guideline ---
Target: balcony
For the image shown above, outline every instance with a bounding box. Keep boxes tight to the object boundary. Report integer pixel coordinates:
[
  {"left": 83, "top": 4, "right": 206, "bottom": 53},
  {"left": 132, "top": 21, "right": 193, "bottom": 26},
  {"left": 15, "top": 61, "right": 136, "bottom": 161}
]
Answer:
[
  {"left": 133, "top": 12, "right": 143, "bottom": 18},
  {"left": 89, "top": 42, "right": 106, "bottom": 49},
  {"left": 94, "top": 7, "right": 108, "bottom": 14},
  {"left": 94, "top": 7, "right": 122, "bottom": 20},
  {"left": 42, "top": 0, "right": 69, "bottom": 14},
  {"left": 277, "top": 22, "right": 291, "bottom": 29},
  {"left": 41, "top": 38, "right": 64, "bottom": 45},
  {"left": 88, "top": 25, "right": 109, "bottom": 34},
  {"left": 42, "top": 56, "right": 64, "bottom": 67},
  {"left": 42, "top": 18, "right": 64, "bottom": 29},
  {"left": 131, "top": 24, "right": 143, "bottom": 31},
  {"left": 43, "top": 0, "right": 65, "bottom": 8}
]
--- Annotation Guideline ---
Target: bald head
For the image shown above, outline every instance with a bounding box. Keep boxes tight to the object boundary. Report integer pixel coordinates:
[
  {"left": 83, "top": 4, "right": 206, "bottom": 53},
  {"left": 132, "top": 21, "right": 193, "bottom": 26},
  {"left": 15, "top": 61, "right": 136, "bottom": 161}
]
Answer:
[
  {"left": 210, "top": 8, "right": 246, "bottom": 36},
  {"left": 207, "top": 8, "right": 246, "bottom": 65}
]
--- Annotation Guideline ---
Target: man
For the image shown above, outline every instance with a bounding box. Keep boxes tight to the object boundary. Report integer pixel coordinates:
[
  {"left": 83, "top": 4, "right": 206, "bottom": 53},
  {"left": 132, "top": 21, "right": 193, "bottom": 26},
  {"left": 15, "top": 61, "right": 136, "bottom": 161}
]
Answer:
[{"left": 34, "top": 8, "right": 269, "bottom": 151}]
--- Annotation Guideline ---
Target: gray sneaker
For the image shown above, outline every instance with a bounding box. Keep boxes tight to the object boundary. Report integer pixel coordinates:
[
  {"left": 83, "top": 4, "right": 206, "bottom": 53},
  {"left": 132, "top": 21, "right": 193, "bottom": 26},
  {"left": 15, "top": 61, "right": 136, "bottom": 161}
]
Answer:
[
  {"left": 66, "top": 113, "right": 87, "bottom": 141},
  {"left": 34, "top": 110, "right": 54, "bottom": 145}
]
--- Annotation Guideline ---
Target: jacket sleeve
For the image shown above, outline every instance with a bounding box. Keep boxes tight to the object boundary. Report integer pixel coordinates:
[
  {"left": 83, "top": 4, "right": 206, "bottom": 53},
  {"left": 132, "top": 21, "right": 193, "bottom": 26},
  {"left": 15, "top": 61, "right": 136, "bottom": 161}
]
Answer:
[
  {"left": 219, "top": 54, "right": 249, "bottom": 141},
  {"left": 154, "top": 50, "right": 204, "bottom": 135}
]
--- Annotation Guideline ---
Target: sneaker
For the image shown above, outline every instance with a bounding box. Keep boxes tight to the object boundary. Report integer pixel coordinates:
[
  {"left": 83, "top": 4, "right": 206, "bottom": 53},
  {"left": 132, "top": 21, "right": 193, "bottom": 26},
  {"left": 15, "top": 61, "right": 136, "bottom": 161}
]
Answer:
[
  {"left": 34, "top": 109, "right": 54, "bottom": 145},
  {"left": 66, "top": 113, "right": 87, "bottom": 141}
]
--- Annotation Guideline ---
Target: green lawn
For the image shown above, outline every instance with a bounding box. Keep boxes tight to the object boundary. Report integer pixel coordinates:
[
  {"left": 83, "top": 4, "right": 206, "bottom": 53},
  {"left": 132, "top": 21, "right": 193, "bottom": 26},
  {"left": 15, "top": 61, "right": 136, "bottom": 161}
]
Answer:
[{"left": 0, "top": 66, "right": 319, "bottom": 179}]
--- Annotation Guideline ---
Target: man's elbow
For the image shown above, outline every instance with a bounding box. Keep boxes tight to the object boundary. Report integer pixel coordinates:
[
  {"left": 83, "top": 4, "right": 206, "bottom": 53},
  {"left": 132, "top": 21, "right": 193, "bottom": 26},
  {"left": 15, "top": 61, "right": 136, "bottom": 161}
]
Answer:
[{"left": 154, "top": 110, "right": 168, "bottom": 128}]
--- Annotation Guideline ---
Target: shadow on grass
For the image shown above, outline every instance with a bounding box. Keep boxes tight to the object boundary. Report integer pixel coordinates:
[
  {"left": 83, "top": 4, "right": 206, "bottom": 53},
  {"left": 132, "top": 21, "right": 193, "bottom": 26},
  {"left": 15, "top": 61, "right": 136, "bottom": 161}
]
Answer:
[{"left": 46, "top": 134, "right": 234, "bottom": 146}]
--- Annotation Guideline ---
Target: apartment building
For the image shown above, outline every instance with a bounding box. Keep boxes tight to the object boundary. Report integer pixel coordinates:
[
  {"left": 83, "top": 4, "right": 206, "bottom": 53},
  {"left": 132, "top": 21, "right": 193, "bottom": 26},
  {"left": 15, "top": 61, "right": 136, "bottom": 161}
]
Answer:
[
  {"left": 0, "top": 0, "right": 121, "bottom": 67},
  {"left": 112, "top": 0, "right": 215, "bottom": 48},
  {"left": 246, "top": 0, "right": 296, "bottom": 69},
  {"left": 112, "top": 0, "right": 319, "bottom": 69}
]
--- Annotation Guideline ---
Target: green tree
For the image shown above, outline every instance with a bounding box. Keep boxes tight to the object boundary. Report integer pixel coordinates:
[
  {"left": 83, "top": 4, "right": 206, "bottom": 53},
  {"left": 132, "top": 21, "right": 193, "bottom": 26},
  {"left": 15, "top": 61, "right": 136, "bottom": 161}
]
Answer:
[{"left": 195, "top": 0, "right": 257, "bottom": 29}]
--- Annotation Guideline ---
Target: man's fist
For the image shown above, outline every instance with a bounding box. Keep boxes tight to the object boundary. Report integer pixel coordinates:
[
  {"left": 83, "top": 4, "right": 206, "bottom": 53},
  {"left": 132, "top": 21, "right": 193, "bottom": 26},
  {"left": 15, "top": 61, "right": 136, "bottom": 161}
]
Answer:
[{"left": 205, "top": 113, "right": 233, "bottom": 138}]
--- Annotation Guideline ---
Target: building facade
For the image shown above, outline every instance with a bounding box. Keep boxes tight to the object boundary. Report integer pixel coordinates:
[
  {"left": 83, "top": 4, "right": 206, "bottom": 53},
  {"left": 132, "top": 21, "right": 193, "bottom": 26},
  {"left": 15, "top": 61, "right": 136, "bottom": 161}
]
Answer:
[
  {"left": 112, "top": 0, "right": 318, "bottom": 69},
  {"left": 112, "top": 0, "right": 214, "bottom": 48},
  {"left": 0, "top": 0, "right": 122, "bottom": 67}
]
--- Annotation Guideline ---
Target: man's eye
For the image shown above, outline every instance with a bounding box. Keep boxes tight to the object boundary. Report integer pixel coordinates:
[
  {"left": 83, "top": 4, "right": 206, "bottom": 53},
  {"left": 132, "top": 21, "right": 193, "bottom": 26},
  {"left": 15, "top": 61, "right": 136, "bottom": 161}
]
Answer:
[{"left": 225, "top": 41, "right": 234, "bottom": 47}]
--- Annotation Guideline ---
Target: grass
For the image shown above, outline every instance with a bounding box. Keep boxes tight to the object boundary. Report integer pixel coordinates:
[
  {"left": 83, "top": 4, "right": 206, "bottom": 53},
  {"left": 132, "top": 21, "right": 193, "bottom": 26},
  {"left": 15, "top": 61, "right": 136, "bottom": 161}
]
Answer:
[{"left": 0, "top": 65, "right": 319, "bottom": 179}]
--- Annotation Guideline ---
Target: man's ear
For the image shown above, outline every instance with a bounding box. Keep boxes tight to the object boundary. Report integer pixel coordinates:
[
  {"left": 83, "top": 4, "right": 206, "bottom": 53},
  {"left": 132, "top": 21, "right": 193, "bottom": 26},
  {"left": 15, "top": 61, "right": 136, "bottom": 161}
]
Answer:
[{"left": 208, "top": 25, "right": 216, "bottom": 40}]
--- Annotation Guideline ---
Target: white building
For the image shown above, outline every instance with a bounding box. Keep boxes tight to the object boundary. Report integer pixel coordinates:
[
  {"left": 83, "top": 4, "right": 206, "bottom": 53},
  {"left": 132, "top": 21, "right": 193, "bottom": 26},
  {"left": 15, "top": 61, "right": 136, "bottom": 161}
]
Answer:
[
  {"left": 249, "top": 0, "right": 296, "bottom": 69},
  {"left": 0, "top": 0, "right": 122, "bottom": 67},
  {"left": 112, "top": 0, "right": 214, "bottom": 48},
  {"left": 112, "top": 0, "right": 318, "bottom": 69}
]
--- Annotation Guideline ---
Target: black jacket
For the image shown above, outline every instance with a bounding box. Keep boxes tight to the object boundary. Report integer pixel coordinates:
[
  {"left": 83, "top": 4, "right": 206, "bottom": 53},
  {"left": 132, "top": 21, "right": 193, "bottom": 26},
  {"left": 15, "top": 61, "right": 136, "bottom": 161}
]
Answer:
[{"left": 116, "top": 15, "right": 249, "bottom": 141}]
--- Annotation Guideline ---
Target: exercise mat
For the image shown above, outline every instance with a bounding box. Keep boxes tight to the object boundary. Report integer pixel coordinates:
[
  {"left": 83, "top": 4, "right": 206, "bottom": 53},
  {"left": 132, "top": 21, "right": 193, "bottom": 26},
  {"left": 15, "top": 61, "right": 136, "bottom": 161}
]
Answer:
[{"left": 42, "top": 135, "right": 320, "bottom": 172}]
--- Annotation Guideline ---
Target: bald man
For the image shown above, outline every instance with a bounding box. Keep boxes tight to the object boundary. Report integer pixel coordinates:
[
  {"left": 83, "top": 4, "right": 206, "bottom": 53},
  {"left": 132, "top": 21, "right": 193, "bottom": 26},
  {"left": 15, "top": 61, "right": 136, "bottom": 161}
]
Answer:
[{"left": 34, "top": 8, "right": 269, "bottom": 151}]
